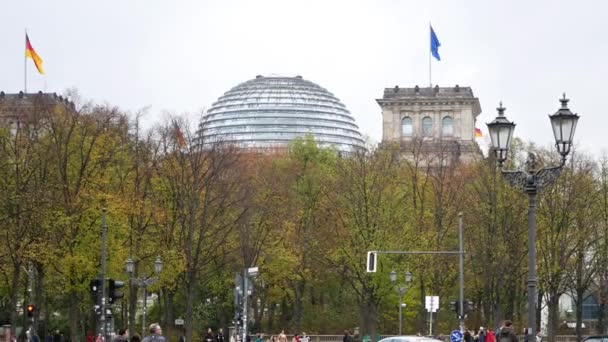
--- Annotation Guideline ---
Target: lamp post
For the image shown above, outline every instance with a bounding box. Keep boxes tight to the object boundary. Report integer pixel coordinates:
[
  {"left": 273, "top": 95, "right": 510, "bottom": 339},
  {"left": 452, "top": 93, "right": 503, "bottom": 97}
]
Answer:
[
  {"left": 390, "top": 270, "right": 413, "bottom": 335},
  {"left": 234, "top": 267, "right": 258, "bottom": 342},
  {"left": 486, "top": 95, "right": 579, "bottom": 342},
  {"left": 126, "top": 256, "right": 163, "bottom": 338}
]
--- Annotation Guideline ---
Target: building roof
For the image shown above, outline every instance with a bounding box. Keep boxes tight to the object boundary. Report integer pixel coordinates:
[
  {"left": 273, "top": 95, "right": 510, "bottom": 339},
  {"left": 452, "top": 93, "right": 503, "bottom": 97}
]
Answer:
[
  {"left": 198, "top": 75, "right": 365, "bottom": 152},
  {"left": 376, "top": 85, "right": 481, "bottom": 116},
  {"left": 0, "top": 91, "right": 74, "bottom": 119}
]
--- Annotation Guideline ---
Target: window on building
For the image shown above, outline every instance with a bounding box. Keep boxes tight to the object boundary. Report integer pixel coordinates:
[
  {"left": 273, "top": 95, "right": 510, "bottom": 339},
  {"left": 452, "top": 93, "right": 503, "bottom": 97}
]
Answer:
[
  {"left": 582, "top": 294, "right": 599, "bottom": 320},
  {"left": 422, "top": 116, "right": 433, "bottom": 136},
  {"left": 401, "top": 117, "right": 412, "bottom": 136},
  {"left": 442, "top": 116, "right": 454, "bottom": 136}
]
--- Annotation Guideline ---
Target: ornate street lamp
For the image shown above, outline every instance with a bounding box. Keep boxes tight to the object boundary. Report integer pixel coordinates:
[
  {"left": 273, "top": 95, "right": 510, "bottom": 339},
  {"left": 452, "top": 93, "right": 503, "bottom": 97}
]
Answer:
[
  {"left": 390, "top": 270, "right": 413, "bottom": 335},
  {"left": 549, "top": 95, "right": 579, "bottom": 158},
  {"left": 486, "top": 95, "right": 579, "bottom": 342},
  {"left": 125, "top": 256, "right": 162, "bottom": 338},
  {"left": 486, "top": 102, "right": 515, "bottom": 166}
]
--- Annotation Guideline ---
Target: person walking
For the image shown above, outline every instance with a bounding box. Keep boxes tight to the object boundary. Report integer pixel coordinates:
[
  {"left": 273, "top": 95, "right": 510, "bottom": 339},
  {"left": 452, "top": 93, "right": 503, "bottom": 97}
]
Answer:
[
  {"left": 142, "top": 323, "right": 166, "bottom": 342},
  {"left": 301, "top": 332, "right": 310, "bottom": 342},
  {"left": 217, "top": 329, "right": 225, "bottom": 342},
  {"left": 278, "top": 331, "right": 287, "bottom": 342},
  {"left": 477, "top": 327, "right": 486, "bottom": 342},
  {"left": 204, "top": 328, "right": 215, "bottom": 342},
  {"left": 497, "top": 321, "right": 518, "bottom": 342},
  {"left": 343, "top": 331, "right": 353, "bottom": 342},
  {"left": 114, "top": 328, "right": 129, "bottom": 342},
  {"left": 486, "top": 329, "right": 495, "bottom": 342}
]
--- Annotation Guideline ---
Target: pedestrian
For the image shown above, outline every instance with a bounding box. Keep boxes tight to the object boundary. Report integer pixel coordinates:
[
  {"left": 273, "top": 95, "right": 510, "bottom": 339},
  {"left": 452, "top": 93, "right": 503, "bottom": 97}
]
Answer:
[
  {"left": 142, "top": 323, "right": 166, "bottom": 342},
  {"left": 301, "top": 332, "right": 310, "bottom": 342},
  {"left": 486, "top": 330, "right": 495, "bottom": 342},
  {"left": 477, "top": 327, "right": 486, "bottom": 342},
  {"left": 497, "top": 321, "right": 518, "bottom": 342},
  {"left": 115, "top": 328, "right": 129, "bottom": 342},
  {"left": 131, "top": 335, "right": 141, "bottom": 342},
  {"left": 217, "top": 329, "right": 225, "bottom": 342},
  {"left": 231, "top": 332, "right": 238, "bottom": 342},
  {"left": 292, "top": 334, "right": 300, "bottom": 342},
  {"left": 256, "top": 334, "right": 265, "bottom": 342},
  {"left": 343, "top": 331, "right": 353, "bottom": 342},
  {"left": 204, "top": 328, "right": 215, "bottom": 342},
  {"left": 464, "top": 331, "right": 473, "bottom": 342},
  {"left": 278, "top": 331, "right": 288, "bottom": 342}
]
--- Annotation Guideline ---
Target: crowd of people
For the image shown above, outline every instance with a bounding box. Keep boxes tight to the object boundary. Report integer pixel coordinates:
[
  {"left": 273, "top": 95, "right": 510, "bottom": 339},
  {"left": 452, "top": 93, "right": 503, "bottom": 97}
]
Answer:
[{"left": 460, "top": 320, "right": 539, "bottom": 342}]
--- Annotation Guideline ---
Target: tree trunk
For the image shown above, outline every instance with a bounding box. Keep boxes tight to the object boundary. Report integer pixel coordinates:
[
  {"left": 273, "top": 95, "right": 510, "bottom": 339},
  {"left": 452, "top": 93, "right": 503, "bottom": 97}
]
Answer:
[
  {"left": 575, "top": 288, "right": 584, "bottom": 342},
  {"left": 185, "top": 271, "right": 196, "bottom": 342},
  {"left": 9, "top": 262, "right": 21, "bottom": 337},
  {"left": 164, "top": 290, "right": 175, "bottom": 338},
  {"left": 291, "top": 280, "right": 305, "bottom": 331},
  {"left": 547, "top": 295, "right": 560, "bottom": 342},
  {"left": 359, "top": 295, "right": 378, "bottom": 342},
  {"left": 537, "top": 290, "right": 543, "bottom": 335},
  {"left": 419, "top": 278, "right": 426, "bottom": 334},
  {"left": 128, "top": 280, "right": 137, "bottom": 339},
  {"left": 34, "top": 263, "right": 44, "bottom": 336},
  {"left": 69, "top": 291, "right": 80, "bottom": 342}
]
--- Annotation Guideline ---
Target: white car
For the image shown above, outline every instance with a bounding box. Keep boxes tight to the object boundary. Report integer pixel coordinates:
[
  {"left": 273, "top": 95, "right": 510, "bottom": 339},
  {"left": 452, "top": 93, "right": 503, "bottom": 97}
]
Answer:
[{"left": 379, "top": 336, "right": 444, "bottom": 342}]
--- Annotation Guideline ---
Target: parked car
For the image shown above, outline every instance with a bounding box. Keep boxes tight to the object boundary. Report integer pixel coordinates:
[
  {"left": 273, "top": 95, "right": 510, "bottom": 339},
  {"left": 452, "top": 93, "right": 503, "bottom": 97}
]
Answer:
[
  {"left": 379, "top": 336, "right": 444, "bottom": 342},
  {"left": 582, "top": 336, "right": 608, "bottom": 342}
]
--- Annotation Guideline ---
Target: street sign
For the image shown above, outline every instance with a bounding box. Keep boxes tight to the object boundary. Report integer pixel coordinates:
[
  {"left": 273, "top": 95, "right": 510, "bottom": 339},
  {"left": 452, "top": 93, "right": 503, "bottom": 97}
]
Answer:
[
  {"left": 450, "top": 330, "right": 463, "bottom": 342},
  {"left": 425, "top": 296, "right": 439, "bottom": 312},
  {"left": 247, "top": 267, "right": 259, "bottom": 276},
  {"left": 175, "top": 318, "right": 185, "bottom": 325}
]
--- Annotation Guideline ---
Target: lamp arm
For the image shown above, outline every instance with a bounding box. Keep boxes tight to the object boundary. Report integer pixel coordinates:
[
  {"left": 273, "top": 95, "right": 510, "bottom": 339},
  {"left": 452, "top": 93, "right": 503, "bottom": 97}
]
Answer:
[
  {"left": 535, "top": 163, "right": 564, "bottom": 190},
  {"left": 500, "top": 169, "right": 529, "bottom": 192},
  {"left": 501, "top": 158, "right": 565, "bottom": 193},
  {"left": 130, "top": 275, "right": 159, "bottom": 287}
]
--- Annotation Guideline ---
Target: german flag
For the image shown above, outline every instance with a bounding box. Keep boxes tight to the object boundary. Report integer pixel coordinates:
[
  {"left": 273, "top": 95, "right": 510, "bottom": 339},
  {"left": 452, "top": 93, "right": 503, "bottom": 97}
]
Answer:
[
  {"left": 173, "top": 122, "right": 186, "bottom": 147},
  {"left": 25, "top": 34, "right": 44, "bottom": 75}
]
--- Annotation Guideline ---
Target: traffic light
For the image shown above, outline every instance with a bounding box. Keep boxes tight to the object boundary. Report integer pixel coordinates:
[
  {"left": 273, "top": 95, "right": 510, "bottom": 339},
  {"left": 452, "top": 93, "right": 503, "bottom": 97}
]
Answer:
[
  {"left": 89, "top": 278, "right": 102, "bottom": 294},
  {"left": 26, "top": 304, "right": 35, "bottom": 318},
  {"left": 366, "top": 251, "right": 377, "bottom": 273},
  {"left": 108, "top": 278, "right": 125, "bottom": 304}
]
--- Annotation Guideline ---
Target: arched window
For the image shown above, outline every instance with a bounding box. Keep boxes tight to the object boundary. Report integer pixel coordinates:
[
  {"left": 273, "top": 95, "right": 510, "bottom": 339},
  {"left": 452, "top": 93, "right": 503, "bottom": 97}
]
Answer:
[
  {"left": 442, "top": 116, "right": 454, "bottom": 136},
  {"left": 422, "top": 116, "right": 433, "bottom": 136},
  {"left": 401, "top": 117, "right": 412, "bottom": 136}
]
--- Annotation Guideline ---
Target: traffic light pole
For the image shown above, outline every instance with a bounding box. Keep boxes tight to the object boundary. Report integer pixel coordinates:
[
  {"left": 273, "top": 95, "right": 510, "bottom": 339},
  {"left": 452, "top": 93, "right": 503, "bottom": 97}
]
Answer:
[
  {"left": 458, "top": 214, "right": 464, "bottom": 333},
  {"left": 366, "top": 212, "right": 466, "bottom": 335},
  {"left": 100, "top": 208, "right": 108, "bottom": 341},
  {"left": 242, "top": 268, "right": 248, "bottom": 342}
]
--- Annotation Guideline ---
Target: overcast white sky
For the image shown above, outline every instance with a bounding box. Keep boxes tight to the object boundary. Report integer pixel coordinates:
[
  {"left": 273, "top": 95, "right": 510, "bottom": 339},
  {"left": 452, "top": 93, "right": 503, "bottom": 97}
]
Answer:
[{"left": 2, "top": 0, "right": 606, "bottom": 156}]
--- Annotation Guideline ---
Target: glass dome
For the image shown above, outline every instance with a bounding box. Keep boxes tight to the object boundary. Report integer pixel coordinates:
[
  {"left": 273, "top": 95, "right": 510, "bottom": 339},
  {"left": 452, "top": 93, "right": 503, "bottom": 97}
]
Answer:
[{"left": 198, "top": 75, "right": 365, "bottom": 152}]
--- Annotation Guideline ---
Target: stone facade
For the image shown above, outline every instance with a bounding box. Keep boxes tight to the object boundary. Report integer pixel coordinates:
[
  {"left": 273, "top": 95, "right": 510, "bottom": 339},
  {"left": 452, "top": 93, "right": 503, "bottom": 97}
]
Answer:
[
  {"left": 377, "top": 85, "right": 482, "bottom": 163},
  {"left": 0, "top": 91, "right": 73, "bottom": 121}
]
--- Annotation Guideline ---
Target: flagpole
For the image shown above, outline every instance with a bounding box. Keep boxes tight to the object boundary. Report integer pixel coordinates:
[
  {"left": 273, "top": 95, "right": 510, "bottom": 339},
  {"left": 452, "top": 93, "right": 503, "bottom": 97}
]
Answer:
[
  {"left": 429, "top": 22, "right": 432, "bottom": 88},
  {"left": 24, "top": 28, "right": 27, "bottom": 93}
]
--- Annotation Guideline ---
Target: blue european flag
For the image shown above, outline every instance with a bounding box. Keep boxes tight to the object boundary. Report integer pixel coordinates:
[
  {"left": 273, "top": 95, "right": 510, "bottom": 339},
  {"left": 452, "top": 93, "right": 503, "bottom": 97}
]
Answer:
[{"left": 430, "top": 25, "right": 441, "bottom": 61}]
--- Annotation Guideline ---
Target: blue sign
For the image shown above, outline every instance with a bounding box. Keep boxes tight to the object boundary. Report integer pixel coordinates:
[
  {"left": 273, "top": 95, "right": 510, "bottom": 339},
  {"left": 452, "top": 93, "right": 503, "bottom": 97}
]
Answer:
[{"left": 450, "top": 330, "right": 463, "bottom": 342}]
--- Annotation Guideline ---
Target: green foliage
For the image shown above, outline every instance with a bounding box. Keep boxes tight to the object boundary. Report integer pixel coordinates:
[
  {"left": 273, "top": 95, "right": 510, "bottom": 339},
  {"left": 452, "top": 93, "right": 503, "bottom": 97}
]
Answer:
[{"left": 0, "top": 97, "right": 604, "bottom": 340}]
